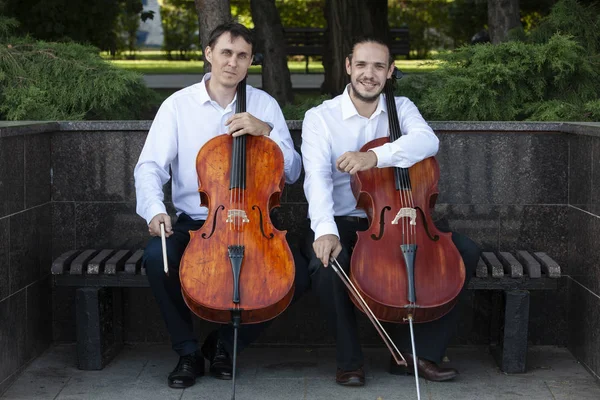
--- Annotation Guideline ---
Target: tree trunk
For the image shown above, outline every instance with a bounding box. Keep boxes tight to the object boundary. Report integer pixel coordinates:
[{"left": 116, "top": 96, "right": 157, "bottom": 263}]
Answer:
[
  {"left": 369, "top": 0, "right": 389, "bottom": 45},
  {"left": 194, "top": 0, "right": 231, "bottom": 72},
  {"left": 487, "top": 0, "right": 521, "bottom": 44},
  {"left": 250, "top": 0, "right": 294, "bottom": 105},
  {"left": 322, "top": 0, "right": 375, "bottom": 96}
]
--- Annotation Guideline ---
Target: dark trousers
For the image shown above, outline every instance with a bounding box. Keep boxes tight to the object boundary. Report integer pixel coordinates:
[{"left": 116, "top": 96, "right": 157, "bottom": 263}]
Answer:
[
  {"left": 144, "top": 213, "right": 310, "bottom": 357},
  {"left": 302, "top": 217, "right": 481, "bottom": 371}
]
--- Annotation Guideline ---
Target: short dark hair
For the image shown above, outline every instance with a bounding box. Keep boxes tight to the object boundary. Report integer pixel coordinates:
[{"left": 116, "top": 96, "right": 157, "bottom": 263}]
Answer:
[
  {"left": 207, "top": 22, "right": 254, "bottom": 53},
  {"left": 347, "top": 37, "right": 394, "bottom": 66}
]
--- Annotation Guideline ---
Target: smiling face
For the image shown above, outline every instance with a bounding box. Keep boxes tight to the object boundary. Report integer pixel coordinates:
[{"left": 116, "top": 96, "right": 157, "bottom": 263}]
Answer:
[
  {"left": 346, "top": 41, "right": 394, "bottom": 103},
  {"left": 204, "top": 32, "right": 253, "bottom": 90}
]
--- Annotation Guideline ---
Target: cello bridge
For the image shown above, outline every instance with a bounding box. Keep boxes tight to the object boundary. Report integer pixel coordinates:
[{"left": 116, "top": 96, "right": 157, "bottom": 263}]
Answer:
[
  {"left": 392, "top": 208, "right": 417, "bottom": 225},
  {"left": 226, "top": 209, "right": 250, "bottom": 223}
]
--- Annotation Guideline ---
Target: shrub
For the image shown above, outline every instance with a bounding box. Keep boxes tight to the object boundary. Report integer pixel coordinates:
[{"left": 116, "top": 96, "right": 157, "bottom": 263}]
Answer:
[
  {"left": 0, "top": 17, "right": 159, "bottom": 120},
  {"left": 401, "top": 0, "right": 600, "bottom": 122}
]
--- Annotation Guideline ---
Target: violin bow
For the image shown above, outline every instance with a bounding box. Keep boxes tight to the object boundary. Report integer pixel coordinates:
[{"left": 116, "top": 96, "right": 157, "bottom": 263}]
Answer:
[
  {"left": 329, "top": 257, "right": 405, "bottom": 365},
  {"left": 159, "top": 222, "right": 169, "bottom": 275},
  {"left": 330, "top": 256, "right": 422, "bottom": 399}
]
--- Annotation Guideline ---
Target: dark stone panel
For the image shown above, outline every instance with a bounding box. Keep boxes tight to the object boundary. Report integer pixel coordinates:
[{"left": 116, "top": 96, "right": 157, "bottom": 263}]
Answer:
[
  {"left": 567, "top": 207, "right": 600, "bottom": 295},
  {"left": 271, "top": 203, "right": 310, "bottom": 253},
  {"left": 568, "top": 278, "right": 600, "bottom": 378},
  {"left": 591, "top": 138, "right": 600, "bottom": 216},
  {"left": 52, "top": 287, "right": 76, "bottom": 343},
  {"left": 0, "top": 218, "right": 8, "bottom": 301},
  {"left": 498, "top": 205, "right": 568, "bottom": 267},
  {"left": 52, "top": 131, "right": 146, "bottom": 202},
  {"left": 433, "top": 204, "right": 500, "bottom": 251},
  {"left": 52, "top": 202, "right": 76, "bottom": 259},
  {"left": 282, "top": 169, "right": 306, "bottom": 204},
  {"left": 9, "top": 205, "right": 52, "bottom": 293},
  {"left": 122, "top": 288, "right": 169, "bottom": 343},
  {"left": 436, "top": 133, "right": 568, "bottom": 205},
  {"left": 0, "top": 290, "right": 27, "bottom": 386},
  {"left": 26, "top": 276, "right": 52, "bottom": 360},
  {"left": 527, "top": 281, "right": 568, "bottom": 346},
  {"left": 24, "top": 134, "right": 51, "bottom": 208},
  {"left": 452, "top": 291, "right": 495, "bottom": 345},
  {"left": 569, "top": 134, "right": 593, "bottom": 211},
  {"left": 0, "top": 136, "right": 24, "bottom": 217},
  {"left": 75, "top": 202, "right": 148, "bottom": 250}
]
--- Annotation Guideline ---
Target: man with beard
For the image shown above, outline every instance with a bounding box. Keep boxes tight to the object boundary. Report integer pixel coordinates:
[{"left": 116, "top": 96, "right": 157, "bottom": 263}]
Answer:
[
  {"left": 135, "top": 22, "right": 308, "bottom": 389},
  {"left": 301, "top": 38, "right": 480, "bottom": 387}
]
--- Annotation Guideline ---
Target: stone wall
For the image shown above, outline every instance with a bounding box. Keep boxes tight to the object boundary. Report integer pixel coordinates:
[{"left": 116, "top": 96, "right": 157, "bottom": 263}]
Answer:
[{"left": 2, "top": 121, "right": 599, "bottom": 389}]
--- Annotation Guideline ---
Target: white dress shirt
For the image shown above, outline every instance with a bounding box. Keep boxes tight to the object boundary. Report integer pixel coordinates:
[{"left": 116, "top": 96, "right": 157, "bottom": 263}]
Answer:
[
  {"left": 301, "top": 86, "right": 439, "bottom": 240},
  {"left": 135, "top": 74, "right": 302, "bottom": 224}
]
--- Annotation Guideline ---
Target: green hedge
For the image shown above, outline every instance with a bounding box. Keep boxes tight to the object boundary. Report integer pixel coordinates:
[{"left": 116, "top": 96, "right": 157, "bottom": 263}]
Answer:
[
  {"left": 0, "top": 17, "right": 159, "bottom": 121},
  {"left": 397, "top": 0, "right": 600, "bottom": 122}
]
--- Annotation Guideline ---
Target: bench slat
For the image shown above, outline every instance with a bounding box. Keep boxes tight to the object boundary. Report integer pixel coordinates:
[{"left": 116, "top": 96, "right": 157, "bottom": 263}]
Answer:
[
  {"left": 476, "top": 257, "right": 488, "bottom": 278},
  {"left": 533, "top": 252, "right": 561, "bottom": 278},
  {"left": 70, "top": 250, "right": 98, "bottom": 275},
  {"left": 105, "top": 250, "right": 131, "bottom": 275},
  {"left": 124, "top": 250, "right": 144, "bottom": 275},
  {"left": 515, "top": 250, "right": 541, "bottom": 278},
  {"left": 498, "top": 252, "right": 523, "bottom": 278},
  {"left": 482, "top": 252, "right": 504, "bottom": 278},
  {"left": 87, "top": 249, "right": 115, "bottom": 275},
  {"left": 51, "top": 250, "right": 81, "bottom": 274}
]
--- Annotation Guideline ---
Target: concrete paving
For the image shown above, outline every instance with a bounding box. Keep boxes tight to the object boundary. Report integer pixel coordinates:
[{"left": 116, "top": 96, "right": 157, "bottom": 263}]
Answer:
[
  {"left": 143, "top": 74, "right": 324, "bottom": 90},
  {"left": 2, "top": 344, "right": 600, "bottom": 399}
]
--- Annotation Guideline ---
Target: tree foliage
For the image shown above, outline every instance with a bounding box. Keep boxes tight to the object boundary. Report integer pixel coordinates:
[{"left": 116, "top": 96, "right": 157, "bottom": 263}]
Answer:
[
  {"left": 159, "top": 0, "right": 199, "bottom": 59},
  {"left": 0, "top": 17, "right": 159, "bottom": 121},
  {"left": 401, "top": 0, "right": 600, "bottom": 122}
]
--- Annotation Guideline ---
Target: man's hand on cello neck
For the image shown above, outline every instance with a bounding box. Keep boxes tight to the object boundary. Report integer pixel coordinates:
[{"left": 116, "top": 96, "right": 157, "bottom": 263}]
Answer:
[{"left": 226, "top": 112, "right": 272, "bottom": 137}]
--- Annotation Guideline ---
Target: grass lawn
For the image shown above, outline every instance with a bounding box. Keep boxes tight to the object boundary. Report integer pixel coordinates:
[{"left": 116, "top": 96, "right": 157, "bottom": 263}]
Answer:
[{"left": 108, "top": 59, "right": 439, "bottom": 75}]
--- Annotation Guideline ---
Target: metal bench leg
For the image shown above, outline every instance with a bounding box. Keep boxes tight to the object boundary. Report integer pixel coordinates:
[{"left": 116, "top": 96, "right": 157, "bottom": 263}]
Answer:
[
  {"left": 75, "top": 287, "right": 123, "bottom": 370},
  {"left": 490, "top": 289, "right": 530, "bottom": 373}
]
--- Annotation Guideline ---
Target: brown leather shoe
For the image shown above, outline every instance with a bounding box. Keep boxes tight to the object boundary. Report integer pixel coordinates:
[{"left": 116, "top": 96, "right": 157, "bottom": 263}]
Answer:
[
  {"left": 336, "top": 367, "right": 365, "bottom": 386},
  {"left": 389, "top": 354, "right": 458, "bottom": 382}
]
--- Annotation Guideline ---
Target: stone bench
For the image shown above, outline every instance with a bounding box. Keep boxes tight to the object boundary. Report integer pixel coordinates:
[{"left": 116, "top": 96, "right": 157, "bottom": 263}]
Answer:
[{"left": 52, "top": 249, "right": 561, "bottom": 373}]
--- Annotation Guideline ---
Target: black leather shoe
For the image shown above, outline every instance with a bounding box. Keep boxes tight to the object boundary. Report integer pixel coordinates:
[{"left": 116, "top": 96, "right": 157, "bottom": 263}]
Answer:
[
  {"left": 336, "top": 367, "right": 365, "bottom": 386},
  {"left": 389, "top": 354, "right": 458, "bottom": 382},
  {"left": 168, "top": 351, "right": 204, "bottom": 389},
  {"left": 201, "top": 331, "right": 233, "bottom": 380}
]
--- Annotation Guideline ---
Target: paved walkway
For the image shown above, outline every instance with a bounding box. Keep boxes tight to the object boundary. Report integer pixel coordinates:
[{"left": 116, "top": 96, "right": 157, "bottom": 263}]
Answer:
[
  {"left": 2, "top": 344, "right": 600, "bottom": 399},
  {"left": 143, "top": 74, "right": 324, "bottom": 90}
]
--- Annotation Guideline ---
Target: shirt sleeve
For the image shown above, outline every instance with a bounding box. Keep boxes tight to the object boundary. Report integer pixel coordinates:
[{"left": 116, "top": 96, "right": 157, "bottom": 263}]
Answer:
[
  {"left": 262, "top": 97, "right": 302, "bottom": 184},
  {"left": 301, "top": 109, "right": 339, "bottom": 240},
  {"left": 369, "top": 97, "right": 439, "bottom": 168},
  {"left": 134, "top": 99, "right": 178, "bottom": 224}
]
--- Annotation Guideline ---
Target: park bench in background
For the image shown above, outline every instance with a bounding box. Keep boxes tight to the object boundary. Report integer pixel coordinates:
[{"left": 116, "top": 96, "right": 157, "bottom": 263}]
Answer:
[{"left": 283, "top": 27, "right": 410, "bottom": 73}]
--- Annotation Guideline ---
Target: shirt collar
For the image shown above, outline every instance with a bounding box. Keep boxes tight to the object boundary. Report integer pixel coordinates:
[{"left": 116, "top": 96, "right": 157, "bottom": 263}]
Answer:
[
  {"left": 341, "top": 84, "right": 387, "bottom": 120},
  {"left": 197, "top": 73, "right": 238, "bottom": 110}
]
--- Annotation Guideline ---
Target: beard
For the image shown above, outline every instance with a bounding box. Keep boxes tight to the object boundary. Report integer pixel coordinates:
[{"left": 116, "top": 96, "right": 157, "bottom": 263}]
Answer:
[{"left": 349, "top": 80, "right": 382, "bottom": 103}]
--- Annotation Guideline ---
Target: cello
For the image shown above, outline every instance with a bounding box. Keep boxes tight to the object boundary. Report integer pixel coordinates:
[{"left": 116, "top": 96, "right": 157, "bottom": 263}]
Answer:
[
  {"left": 179, "top": 78, "right": 295, "bottom": 399},
  {"left": 331, "top": 69, "right": 465, "bottom": 399}
]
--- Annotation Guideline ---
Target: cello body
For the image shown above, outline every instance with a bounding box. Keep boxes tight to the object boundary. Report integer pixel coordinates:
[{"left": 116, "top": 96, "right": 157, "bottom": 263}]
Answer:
[
  {"left": 348, "top": 79, "right": 465, "bottom": 324},
  {"left": 179, "top": 82, "right": 295, "bottom": 325}
]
